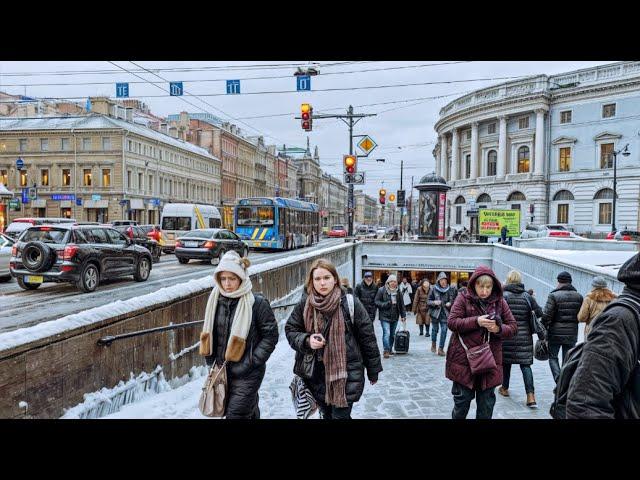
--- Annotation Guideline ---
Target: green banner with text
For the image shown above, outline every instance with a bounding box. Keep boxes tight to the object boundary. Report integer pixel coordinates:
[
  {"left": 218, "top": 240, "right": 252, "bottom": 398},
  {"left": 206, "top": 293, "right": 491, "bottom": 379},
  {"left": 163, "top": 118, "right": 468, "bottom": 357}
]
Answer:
[{"left": 479, "top": 209, "right": 521, "bottom": 236}]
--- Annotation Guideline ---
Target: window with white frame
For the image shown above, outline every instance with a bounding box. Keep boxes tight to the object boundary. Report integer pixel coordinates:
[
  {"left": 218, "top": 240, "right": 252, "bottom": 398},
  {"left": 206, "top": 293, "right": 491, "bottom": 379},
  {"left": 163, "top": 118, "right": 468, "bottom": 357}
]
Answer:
[
  {"left": 82, "top": 138, "right": 91, "bottom": 150},
  {"left": 19, "top": 139, "right": 27, "bottom": 152},
  {"left": 465, "top": 130, "right": 471, "bottom": 140},
  {"left": 594, "top": 188, "right": 614, "bottom": 225},
  {"left": 602, "top": 103, "right": 616, "bottom": 118},
  {"left": 557, "top": 204, "right": 569, "bottom": 223},
  {"left": 465, "top": 154, "right": 471, "bottom": 178},
  {"left": 61, "top": 138, "right": 70, "bottom": 151},
  {"left": 559, "top": 147, "right": 571, "bottom": 172},
  {"left": 487, "top": 123, "right": 496, "bottom": 134},
  {"left": 487, "top": 150, "right": 497, "bottom": 176},
  {"left": 517, "top": 146, "right": 530, "bottom": 173},
  {"left": 102, "top": 137, "right": 111, "bottom": 151},
  {"left": 518, "top": 116, "right": 529, "bottom": 129},
  {"left": 83, "top": 169, "right": 92, "bottom": 186},
  {"left": 560, "top": 111, "right": 572, "bottom": 124},
  {"left": 600, "top": 143, "right": 614, "bottom": 169},
  {"left": 40, "top": 138, "right": 49, "bottom": 151}
]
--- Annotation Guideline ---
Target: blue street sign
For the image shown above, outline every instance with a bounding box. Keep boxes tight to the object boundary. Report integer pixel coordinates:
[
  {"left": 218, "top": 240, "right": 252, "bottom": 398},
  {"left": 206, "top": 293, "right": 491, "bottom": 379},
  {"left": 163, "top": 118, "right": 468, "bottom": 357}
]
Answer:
[
  {"left": 169, "top": 82, "right": 184, "bottom": 96},
  {"left": 297, "top": 75, "right": 311, "bottom": 91},
  {"left": 76, "top": 198, "right": 83, "bottom": 206},
  {"left": 21, "top": 188, "right": 29, "bottom": 204},
  {"left": 226, "top": 80, "right": 241, "bottom": 94},
  {"left": 16, "top": 158, "right": 24, "bottom": 170},
  {"left": 92, "top": 194, "right": 101, "bottom": 201},
  {"left": 51, "top": 194, "right": 75, "bottom": 201},
  {"left": 116, "top": 83, "right": 129, "bottom": 98}
]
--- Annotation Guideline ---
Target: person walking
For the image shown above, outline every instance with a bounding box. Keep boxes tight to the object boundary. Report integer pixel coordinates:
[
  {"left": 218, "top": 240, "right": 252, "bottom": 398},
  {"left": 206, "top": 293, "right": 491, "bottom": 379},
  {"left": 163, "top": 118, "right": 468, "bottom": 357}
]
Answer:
[
  {"left": 285, "top": 258, "right": 382, "bottom": 419},
  {"left": 374, "top": 274, "right": 407, "bottom": 358},
  {"left": 199, "top": 251, "right": 279, "bottom": 419},
  {"left": 566, "top": 253, "right": 640, "bottom": 418},
  {"left": 577, "top": 276, "right": 617, "bottom": 340},
  {"left": 340, "top": 277, "right": 354, "bottom": 295},
  {"left": 428, "top": 272, "right": 457, "bottom": 356},
  {"left": 541, "top": 271, "right": 584, "bottom": 383},
  {"left": 500, "top": 270, "right": 544, "bottom": 407},
  {"left": 399, "top": 277, "right": 413, "bottom": 311},
  {"left": 355, "top": 271, "right": 378, "bottom": 323},
  {"left": 446, "top": 265, "right": 518, "bottom": 419},
  {"left": 412, "top": 279, "right": 431, "bottom": 337},
  {"left": 500, "top": 225, "right": 508, "bottom": 245}
]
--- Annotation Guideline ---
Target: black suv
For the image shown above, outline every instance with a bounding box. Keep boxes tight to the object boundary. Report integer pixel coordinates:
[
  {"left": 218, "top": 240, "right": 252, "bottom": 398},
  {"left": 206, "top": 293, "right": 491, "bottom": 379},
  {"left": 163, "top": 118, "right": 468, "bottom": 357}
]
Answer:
[
  {"left": 113, "top": 225, "right": 161, "bottom": 263},
  {"left": 175, "top": 228, "right": 249, "bottom": 265},
  {"left": 10, "top": 224, "right": 153, "bottom": 293}
]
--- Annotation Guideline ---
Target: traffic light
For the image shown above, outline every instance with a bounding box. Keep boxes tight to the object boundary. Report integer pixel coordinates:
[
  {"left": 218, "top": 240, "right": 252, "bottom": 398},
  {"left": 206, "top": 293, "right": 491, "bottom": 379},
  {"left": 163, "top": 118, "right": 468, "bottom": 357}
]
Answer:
[
  {"left": 343, "top": 154, "right": 357, "bottom": 174},
  {"left": 389, "top": 193, "right": 396, "bottom": 203},
  {"left": 379, "top": 188, "right": 386, "bottom": 204},
  {"left": 301, "top": 103, "right": 313, "bottom": 131}
]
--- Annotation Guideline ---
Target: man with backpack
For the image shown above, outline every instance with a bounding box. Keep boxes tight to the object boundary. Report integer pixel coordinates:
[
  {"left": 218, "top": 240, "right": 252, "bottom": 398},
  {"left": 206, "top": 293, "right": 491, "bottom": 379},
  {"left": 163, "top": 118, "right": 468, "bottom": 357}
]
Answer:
[{"left": 557, "top": 253, "right": 640, "bottom": 418}]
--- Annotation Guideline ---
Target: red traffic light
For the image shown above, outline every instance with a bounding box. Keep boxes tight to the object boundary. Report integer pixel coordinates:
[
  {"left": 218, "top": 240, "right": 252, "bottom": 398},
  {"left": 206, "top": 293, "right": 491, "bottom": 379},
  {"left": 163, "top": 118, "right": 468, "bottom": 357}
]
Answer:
[{"left": 379, "top": 196, "right": 386, "bottom": 204}]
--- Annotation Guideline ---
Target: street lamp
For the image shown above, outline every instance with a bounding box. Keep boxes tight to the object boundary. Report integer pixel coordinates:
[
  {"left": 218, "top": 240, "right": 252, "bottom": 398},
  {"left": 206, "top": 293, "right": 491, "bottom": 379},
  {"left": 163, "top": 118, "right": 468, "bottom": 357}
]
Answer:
[{"left": 611, "top": 143, "right": 630, "bottom": 233}]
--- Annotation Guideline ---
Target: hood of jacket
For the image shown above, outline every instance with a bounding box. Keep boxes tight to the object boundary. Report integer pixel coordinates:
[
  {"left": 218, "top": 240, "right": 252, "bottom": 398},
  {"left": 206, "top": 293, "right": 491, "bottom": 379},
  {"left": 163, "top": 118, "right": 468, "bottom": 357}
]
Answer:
[
  {"left": 552, "top": 283, "right": 577, "bottom": 294},
  {"left": 503, "top": 282, "right": 525, "bottom": 295},
  {"left": 462, "top": 265, "right": 503, "bottom": 303},
  {"left": 587, "top": 288, "right": 617, "bottom": 303}
]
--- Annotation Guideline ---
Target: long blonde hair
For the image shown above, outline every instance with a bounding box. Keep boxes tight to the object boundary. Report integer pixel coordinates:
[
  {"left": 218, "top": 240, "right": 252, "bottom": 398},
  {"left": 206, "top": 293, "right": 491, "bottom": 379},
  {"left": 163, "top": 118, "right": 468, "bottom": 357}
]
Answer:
[{"left": 505, "top": 270, "right": 522, "bottom": 285}]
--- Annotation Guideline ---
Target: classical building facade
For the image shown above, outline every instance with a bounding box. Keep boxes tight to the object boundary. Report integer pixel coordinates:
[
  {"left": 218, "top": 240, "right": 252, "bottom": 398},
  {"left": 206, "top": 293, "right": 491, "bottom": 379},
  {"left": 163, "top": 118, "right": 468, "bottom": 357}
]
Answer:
[
  {"left": 322, "top": 173, "right": 348, "bottom": 228},
  {"left": 434, "top": 61, "right": 640, "bottom": 235},
  {"left": 0, "top": 106, "right": 221, "bottom": 225},
  {"left": 354, "top": 190, "right": 378, "bottom": 226}
]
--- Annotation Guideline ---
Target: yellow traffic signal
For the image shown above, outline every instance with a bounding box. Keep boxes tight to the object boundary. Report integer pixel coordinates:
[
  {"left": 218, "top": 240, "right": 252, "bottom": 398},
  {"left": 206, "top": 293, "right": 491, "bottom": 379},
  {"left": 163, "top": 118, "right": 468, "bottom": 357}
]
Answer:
[
  {"left": 389, "top": 193, "right": 396, "bottom": 202},
  {"left": 379, "top": 188, "right": 386, "bottom": 196},
  {"left": 343, "top": 155, "right": 357, "bottom": 174}
]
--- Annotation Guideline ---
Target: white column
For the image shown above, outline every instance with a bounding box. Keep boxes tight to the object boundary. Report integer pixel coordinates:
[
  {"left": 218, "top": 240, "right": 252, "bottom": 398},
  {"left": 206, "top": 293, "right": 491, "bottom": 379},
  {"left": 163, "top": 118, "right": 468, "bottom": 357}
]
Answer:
[
  {"left": 470, "top": 122, "right": 479, "bottom": 179},
  {"left": 439, "top": 134, "right": 447, "bottom": 179},
  {"left": 435, "top": 135, "right": 443, "bottom": 177},
  {"left": 451, "top": 128, "right": 459, "bottom": 181},
  {"left": 497, "top": 116, "right": 507, "bottom": 177},
  {"left": 534, "top": 109, "right": 546, "bottom": 175}
]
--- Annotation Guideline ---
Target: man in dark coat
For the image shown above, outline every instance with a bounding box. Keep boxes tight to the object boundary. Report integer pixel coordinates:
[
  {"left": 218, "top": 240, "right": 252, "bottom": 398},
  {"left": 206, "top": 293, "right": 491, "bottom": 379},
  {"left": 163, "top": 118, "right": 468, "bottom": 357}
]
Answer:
[
  {"left": 205, "top": 294, "right": 279, "bottom": 419},
  {"left": 500, "top": 225, "right": 508, "bottom": 245},
  {"left": 566, "top": 253, "right": 640, "bottom": 418},
  {"left": 541, "top": 271, "right": 584, "bottom": 383},
  {"left": 355, "top": 271, "right": 378, "bottom": 322}
]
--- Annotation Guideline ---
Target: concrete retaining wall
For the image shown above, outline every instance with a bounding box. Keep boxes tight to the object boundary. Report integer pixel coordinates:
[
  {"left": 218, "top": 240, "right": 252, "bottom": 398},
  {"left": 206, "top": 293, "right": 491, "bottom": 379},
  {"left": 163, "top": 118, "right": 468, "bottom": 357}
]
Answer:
[{"left": 513, "top": 238, "right": 640, "bottom": 251}]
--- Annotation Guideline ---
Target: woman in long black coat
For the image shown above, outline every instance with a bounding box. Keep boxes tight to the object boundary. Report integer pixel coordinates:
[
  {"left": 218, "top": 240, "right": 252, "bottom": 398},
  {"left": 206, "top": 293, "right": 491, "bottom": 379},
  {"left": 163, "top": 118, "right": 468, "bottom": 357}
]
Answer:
[
  {"left": 500, "top": 269, "right": 543, "bottom": 408},
  {"left": 285, "top": 258, "right": 383, "bottom": 419}
]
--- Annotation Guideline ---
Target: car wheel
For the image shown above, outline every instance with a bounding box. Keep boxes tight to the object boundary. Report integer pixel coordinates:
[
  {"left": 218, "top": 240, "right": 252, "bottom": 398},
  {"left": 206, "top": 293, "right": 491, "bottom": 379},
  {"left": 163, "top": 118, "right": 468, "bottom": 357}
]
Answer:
[
  {"left": 17, "top": 276, "right": 41, "bottom": 290},
  {"left": 134, "top": 257, "right": 151, "bottom": 282},
  {"left": 77, "top": 263, "right": 99, "bottom": 293},
  {"left": 177, "top": 257, "right": 189, "bottom": 264}
]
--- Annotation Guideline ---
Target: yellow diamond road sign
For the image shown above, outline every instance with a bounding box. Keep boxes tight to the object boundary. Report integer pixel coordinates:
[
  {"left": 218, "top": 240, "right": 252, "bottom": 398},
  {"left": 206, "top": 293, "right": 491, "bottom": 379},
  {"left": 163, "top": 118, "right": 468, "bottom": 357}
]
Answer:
[{"left": 357, "top": 136, "right": 377, "bottom": 155}]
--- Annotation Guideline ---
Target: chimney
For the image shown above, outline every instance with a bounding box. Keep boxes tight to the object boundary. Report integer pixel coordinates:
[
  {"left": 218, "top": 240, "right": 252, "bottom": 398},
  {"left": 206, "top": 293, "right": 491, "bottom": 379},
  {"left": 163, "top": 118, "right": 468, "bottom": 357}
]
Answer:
[
  {"left": 160, "top": 123, "right": 168, "bottom": 134},
  {"left": 169, "top": 126, "right": 178, "bottom": 138},
  {"left": 179, "top": 111, "right": 189, "bottom": 128},
  {"left": 125, "top": 107, "right": 133, "bottom": 122},
  {"left": 90, "top": 97, "right": 114, "bottom": 116}
]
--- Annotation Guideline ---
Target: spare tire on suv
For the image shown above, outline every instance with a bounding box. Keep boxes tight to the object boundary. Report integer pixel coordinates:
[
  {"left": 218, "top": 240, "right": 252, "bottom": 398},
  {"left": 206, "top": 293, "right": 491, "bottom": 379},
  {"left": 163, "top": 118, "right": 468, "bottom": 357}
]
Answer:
[{"left": 21, "top": 241, "right": 56, "bottom": 273}]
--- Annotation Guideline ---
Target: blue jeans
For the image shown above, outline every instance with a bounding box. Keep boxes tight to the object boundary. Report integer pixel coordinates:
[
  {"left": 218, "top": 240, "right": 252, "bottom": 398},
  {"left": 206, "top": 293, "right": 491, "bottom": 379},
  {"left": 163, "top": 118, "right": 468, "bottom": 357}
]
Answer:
[
  {"left": 502, "top": 363, "right": 535, "bottom": 394},
  {"left": 381, "top": 320, "right": 398, "bottom": 353},
  {"left": 431, "top": 319, "right": 448, "bottom": 349},
  {"left": 451, "top": 382, "right": 496, "bottom": 419},
  {"left": 549, "top": 342, "right": 575, "bottom": 383}
]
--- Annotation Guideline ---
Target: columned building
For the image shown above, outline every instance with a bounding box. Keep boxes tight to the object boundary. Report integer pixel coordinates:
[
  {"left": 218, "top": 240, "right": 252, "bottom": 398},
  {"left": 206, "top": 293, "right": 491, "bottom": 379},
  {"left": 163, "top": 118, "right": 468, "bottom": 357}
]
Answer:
[{"left": 434, "top": 61, "right": 640, "bottom": 235}]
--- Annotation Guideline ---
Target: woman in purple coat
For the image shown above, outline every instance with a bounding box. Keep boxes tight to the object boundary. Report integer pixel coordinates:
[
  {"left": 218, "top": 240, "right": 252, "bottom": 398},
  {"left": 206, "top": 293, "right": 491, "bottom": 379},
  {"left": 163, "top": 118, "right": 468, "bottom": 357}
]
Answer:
[{"left": 445, "top": 265, "right": 517, "bottom": 419}]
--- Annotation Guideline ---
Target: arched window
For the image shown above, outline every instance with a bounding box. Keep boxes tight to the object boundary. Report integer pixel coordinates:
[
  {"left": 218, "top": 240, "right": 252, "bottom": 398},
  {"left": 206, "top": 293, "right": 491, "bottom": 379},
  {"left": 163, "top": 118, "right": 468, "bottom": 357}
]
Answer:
[
  {"left": 477, "top": 193, "right": 491, "bottom": 203},
  {"left": 553, "top": 190, "right": 574, "bottom": 201},
  {"left": 454, "top": 196, "right": 465, "bottom": 225},
  {"left": 487, "top": 150, "right": 497, "bottom": 176},
  {"left": 454, "top": 196, "right": 466, "bottom": 204},
  {"left": 517, "top": 146, "right": 530, "bottom": 173},
  {"left": 594, "top": 188, "right": 615, "bottom": 199},
  {"left": 507, "top": 191, "right": 526, "bottom": 201}
]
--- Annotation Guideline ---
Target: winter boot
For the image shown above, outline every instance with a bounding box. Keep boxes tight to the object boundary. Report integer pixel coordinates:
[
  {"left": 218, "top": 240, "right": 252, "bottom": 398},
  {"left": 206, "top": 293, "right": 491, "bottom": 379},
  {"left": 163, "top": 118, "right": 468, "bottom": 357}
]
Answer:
[
  {"left": 498, "top": 386, "right": 510, "bottom": 397},
  {"left": 437, "top": 347, "right": 446, "bottom": 356},
  {"left": 419, "top": 325, "right": 424, "bottom": 336},
  {"left": 526, "top": 393, "right": 537, "bottom": 408},
  {"left": 383, "top": 351, "right": 390, "bottom": 359},
  {"left": 431, "top": 342, "right": 437, "bottom": 353}
]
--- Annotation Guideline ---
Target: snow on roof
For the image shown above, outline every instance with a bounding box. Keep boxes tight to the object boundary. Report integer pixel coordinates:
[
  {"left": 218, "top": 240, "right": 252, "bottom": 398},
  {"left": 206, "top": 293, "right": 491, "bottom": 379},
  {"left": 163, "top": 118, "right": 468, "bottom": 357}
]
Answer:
[{"left": 0, "top": 115, "right": 219, "bottom": 162}]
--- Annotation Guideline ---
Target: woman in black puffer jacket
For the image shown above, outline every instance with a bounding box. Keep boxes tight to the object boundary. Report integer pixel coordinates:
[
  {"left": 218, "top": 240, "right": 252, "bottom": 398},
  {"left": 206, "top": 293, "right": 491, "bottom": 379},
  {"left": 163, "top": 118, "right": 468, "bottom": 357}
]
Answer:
[
  {"left": 500, "top": 270, "right": 543, "bottom": 408},
  {"left": 285, "top": 258, "right": 383, "bottom": 419}
]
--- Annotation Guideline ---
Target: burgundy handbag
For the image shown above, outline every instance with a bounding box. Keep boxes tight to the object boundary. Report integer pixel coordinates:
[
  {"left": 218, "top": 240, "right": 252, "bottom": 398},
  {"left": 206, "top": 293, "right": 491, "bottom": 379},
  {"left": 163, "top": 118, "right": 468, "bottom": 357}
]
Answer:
[{"left": 458, "top": 331, "right": 496, "bottom": 376}]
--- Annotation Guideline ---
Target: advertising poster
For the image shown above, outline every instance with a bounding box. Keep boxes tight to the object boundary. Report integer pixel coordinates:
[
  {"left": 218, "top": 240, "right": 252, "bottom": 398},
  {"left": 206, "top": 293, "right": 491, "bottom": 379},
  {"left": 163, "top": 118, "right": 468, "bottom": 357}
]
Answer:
[
  {"left": 438, "top": 192, "right": 446, "bottom": 240},
  {"left": 419, "top": 190, "right": 439, "bottom": 238},
  {"left": 479, "top": 209, "right": 521, "bottom": 236}
]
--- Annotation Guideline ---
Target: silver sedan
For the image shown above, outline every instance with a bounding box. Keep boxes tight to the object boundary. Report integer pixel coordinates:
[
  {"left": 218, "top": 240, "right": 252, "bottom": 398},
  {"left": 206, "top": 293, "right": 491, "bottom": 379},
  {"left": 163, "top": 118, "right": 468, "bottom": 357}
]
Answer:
[{"left": 0, "top": 233, "right": 15, "bottom": 282}]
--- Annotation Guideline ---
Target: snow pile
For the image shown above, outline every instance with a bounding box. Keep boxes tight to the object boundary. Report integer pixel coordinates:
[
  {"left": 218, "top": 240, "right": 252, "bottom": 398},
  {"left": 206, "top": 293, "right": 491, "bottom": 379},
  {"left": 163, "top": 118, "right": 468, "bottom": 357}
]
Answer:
[
  {"left": 0, "top": 242, "right": 351, "bottom": 353},
  {"left": 519, "top": 248, "right": 636, "bottom": 275}
]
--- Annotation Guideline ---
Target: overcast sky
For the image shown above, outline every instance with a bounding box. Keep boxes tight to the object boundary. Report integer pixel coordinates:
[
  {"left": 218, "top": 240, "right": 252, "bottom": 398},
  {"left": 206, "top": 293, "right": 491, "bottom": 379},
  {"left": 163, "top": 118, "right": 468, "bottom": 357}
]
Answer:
[{"left": 0, "top": 60, "right": 615, "bottom": 198}]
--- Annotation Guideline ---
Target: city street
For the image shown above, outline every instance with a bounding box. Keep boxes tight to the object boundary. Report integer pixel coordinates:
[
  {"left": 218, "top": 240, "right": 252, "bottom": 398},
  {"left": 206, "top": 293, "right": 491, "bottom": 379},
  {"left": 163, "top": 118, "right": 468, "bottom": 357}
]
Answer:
[{"left": 0, "top": 238, "right": 343, "bottom": 333}]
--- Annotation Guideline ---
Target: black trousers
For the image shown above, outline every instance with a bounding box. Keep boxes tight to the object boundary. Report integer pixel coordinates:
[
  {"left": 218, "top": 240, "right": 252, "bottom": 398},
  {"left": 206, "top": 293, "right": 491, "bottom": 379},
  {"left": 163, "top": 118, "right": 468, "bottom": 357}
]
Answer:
[
  {"left": 318, "top": 400, "right": 354, "bottom": 419},
  {"left": 451, "top": 381, "right": 496, "bottom": 419}
]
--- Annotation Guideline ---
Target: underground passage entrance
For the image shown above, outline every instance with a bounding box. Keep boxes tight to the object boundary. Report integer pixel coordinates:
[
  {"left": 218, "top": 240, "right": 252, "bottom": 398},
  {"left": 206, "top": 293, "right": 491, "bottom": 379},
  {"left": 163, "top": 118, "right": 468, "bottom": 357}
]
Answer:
[{"left": 362, "top": 269, "right": 471, "bottom": 288}]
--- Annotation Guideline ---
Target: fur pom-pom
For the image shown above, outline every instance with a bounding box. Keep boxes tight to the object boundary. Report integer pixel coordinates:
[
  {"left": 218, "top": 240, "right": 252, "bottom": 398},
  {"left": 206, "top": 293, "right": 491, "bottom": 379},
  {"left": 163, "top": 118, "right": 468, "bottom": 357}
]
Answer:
[{"left": 239, "top": 257, "right": 251, "bottom": 269}]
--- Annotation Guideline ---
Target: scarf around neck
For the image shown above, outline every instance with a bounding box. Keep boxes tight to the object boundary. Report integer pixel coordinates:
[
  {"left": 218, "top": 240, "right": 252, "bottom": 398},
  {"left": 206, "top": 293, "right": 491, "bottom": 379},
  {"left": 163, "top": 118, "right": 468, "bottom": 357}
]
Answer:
[
  {"left": 200, "top": 276, "right": 255, "bottom": 362},
  {"left": 304, "top": 286, "right": 348, "bottom": 408},
  {"left": 434, "top": 283, "right": 450, "bottom": 294}
]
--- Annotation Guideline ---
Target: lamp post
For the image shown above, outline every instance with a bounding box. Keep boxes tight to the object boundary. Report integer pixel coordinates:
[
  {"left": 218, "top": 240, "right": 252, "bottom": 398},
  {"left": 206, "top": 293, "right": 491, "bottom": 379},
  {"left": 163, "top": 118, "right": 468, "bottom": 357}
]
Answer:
[{"left": 610, "top": 144, "right": 630, "bottom": 233}]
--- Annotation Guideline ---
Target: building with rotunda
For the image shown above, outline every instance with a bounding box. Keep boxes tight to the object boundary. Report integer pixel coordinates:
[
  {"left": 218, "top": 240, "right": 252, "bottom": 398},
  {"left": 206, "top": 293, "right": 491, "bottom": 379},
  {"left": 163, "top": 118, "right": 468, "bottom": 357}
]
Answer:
[{"left": 433, "top": 61, "right": 640, "bottom": 236}]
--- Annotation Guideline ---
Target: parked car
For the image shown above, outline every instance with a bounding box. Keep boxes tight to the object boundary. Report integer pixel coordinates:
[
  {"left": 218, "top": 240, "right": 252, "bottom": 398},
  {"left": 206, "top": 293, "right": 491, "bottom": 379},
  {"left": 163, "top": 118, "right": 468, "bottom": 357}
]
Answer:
[
  {"left": 174, "top": 228, "right": 249, "bottom": 265},
  {"left": 4, "top": 217, "right": 76, "bottom": 240},
  {"left": 10, "top": 224, "right": 153, "bottom": 293},
  {"left": 367, "top": 228, "right": 377, "bottom": 238},
  {"left": 520, "top": 224, "right": 582, "bottom": 239},
  {"left": 138, "top": 224, "right": 163, "bottom": 244},
  {"left": 606, "top": 229, "right": 640, "bottom": 241},
  {"left": 0, "top": 233, "right": 15, "bottom": 282},
  {"left": 111, "top": 220, "right": 139, "bottom": 226},
  {"left": 112, "top": 225, "right": 161, "bottom": 263},
  {"left": 328, "top": 225, "right": 347, "bottom": 238},
  {"left": 376, "top": 227, "right": 387, "bottom": 239}
]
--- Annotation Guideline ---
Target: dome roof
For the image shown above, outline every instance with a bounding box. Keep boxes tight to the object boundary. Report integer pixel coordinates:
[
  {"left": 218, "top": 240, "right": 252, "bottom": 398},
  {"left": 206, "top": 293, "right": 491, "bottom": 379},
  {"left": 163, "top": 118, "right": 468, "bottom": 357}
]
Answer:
[{"left": 418, "top": 172, "right": 447, "bottom": 185}]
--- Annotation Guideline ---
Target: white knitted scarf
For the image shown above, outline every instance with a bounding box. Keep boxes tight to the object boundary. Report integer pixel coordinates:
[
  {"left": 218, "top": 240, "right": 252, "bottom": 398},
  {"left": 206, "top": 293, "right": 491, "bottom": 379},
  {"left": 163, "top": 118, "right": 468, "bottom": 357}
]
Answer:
[{"left": 201, "top": 276, "right": 255, "bottom": 360}]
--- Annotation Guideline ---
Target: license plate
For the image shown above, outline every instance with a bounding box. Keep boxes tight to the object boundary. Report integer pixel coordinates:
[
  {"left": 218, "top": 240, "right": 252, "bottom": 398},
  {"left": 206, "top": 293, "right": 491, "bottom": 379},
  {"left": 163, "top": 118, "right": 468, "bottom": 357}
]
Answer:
[
  {"left": 184, "top": 241, "right": 199, "bottom": 248},
  {"left": 26, "top": 276, "right": 44, "bottom": 284}
]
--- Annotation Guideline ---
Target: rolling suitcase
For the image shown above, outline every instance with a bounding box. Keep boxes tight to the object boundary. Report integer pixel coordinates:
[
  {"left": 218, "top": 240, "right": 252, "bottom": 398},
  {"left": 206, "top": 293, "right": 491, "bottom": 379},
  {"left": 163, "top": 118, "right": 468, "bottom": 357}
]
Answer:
[{"left": 394, "top": 321, "right": 410, "bottom": 354}]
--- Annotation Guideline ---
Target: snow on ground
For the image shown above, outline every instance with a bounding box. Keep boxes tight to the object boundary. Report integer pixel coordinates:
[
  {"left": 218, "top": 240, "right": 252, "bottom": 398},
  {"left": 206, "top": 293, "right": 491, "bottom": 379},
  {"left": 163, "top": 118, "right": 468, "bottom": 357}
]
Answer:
[{"left": 519, "top": 248, "right": 636, "bottom": 276}]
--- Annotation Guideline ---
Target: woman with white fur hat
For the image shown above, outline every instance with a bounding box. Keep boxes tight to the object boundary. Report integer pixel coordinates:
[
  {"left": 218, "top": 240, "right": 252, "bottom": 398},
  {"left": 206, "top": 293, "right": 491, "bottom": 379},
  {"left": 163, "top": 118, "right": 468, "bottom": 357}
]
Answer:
[{"left": 199, "top": 250, "right": 279, "bottom": 418}]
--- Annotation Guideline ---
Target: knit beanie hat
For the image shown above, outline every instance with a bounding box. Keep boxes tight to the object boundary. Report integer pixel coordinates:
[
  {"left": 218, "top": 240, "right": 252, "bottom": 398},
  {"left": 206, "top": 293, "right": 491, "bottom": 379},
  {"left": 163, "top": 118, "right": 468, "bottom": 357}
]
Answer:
[
  {"left": 591, "top": 276, "right": 608, "bottom": 289},
  {"left": 437, "top": 272, "right": 448, "bottom": 282},
  {"left": 557, "top": 271, "right": 572, "bottom": 283},
  {"left": 386, "top": 274, "right": 397, "bottom": 284},
  {"left": 618, "top": 252, "right": 640, "bottom": 289},
  {"left": 215, "top": 250, "right": 250, "bottom": 282}
]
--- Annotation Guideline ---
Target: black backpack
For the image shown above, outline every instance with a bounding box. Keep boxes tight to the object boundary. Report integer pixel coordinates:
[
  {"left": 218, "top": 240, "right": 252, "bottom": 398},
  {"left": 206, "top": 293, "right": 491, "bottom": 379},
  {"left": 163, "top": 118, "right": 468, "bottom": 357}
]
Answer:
[{"left": 550, "top": 296, "right": 640, "bottom": 419}]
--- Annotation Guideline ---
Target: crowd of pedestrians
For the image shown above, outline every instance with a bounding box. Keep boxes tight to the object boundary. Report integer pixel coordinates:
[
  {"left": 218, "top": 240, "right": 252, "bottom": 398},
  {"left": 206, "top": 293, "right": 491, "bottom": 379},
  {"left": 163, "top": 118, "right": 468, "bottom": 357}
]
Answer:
[{"left": 198, "top": 249, "right": 640, "bottom": 419}]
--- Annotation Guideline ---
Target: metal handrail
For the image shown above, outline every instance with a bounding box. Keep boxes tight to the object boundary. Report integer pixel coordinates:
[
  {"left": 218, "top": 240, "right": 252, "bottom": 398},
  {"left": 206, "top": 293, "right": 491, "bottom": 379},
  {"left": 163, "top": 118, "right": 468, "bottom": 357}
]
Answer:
[{"left": 96, "top": 301, "right": 299, "bottom": 346}]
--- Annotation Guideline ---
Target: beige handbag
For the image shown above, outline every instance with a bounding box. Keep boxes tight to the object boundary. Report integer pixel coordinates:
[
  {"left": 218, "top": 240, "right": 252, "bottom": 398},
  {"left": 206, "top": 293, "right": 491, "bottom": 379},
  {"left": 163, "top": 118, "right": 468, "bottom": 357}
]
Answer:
[{"left": 199, "top": 361, "right": 228, "bottom": 418}]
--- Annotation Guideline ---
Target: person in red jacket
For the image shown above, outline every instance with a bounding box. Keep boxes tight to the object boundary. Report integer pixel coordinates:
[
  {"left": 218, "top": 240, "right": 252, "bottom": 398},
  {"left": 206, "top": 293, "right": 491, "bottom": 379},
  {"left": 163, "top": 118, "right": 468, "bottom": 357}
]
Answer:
[{"left": 445, "top": 265, "right": 517, "bottom": 419}]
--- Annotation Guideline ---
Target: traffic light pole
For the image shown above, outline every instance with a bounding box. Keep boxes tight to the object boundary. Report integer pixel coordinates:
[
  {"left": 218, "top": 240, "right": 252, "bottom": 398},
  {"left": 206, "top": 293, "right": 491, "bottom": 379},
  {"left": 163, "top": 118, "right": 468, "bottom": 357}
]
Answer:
[
  {"left": 306, "top": 105, "right": 376, "bottom": 237},
  {"left": 399, "top": 160, "right": 403, "bottom": 237}
]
